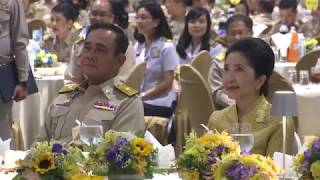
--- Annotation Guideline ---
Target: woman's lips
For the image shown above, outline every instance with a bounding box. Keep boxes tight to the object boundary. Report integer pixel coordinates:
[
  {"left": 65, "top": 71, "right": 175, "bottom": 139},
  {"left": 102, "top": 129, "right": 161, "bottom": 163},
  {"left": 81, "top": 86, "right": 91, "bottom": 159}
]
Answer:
[{"left": 225, "top": 86, "right": 239, "bottom": 91}]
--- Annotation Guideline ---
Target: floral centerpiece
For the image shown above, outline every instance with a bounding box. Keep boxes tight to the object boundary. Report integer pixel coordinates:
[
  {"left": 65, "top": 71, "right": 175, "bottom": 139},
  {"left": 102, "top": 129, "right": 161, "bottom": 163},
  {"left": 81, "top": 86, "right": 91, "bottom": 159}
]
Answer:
[
  {"left": 304, "top": 38, "right": 318, "bottom": 52},
  {"left": 214, "top": 154, "right": 283, "bottom": 180},
  {"left": 84, "top": 131, "right": 156, "bottom": 179},
  {"left": 294, "top": 137, "right": 320, "bottom": 179},
  {"left": 176, "top": 131, "right": 240, "bottom": 180},
  {"left": 13, "top": 142, "right": 85, "bottom": 180},
  {"left": 34, "top": 50, "right": 58, "bottom": 68}
]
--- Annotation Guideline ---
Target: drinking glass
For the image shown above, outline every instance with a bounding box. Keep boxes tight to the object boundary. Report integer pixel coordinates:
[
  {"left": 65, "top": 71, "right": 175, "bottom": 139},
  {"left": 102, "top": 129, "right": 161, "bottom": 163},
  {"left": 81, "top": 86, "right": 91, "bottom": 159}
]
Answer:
[
  {"left": 230, "top": 122, "right": 254, "bottom": 153},
  {"left": 299, "top": 70, "right": 310, "bottom": 85},
  {"left": 79, "top": 125, "right": 103, "bottom": 145},
  {"left": 288, "top": 69, "right": 298, "bottom": 84}
]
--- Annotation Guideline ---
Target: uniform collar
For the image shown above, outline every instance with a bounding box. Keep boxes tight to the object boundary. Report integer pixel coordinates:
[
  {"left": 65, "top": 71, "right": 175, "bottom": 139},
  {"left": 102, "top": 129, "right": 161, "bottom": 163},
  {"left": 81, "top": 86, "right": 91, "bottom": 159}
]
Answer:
[
  {"left": 53, "top": 29, "right": 76, "bottom": 47},
  {"left": 98, "top": 78, "right": 116, "bottom": 99},
  {"left": 186, "top": 43, "right": 201, "bottom": 59},
  {"left": 78, "top": 78, "right": 116, "bottom": 99},
  {"left": 225, "top": 96, "right": 270, "bottom": 123}
]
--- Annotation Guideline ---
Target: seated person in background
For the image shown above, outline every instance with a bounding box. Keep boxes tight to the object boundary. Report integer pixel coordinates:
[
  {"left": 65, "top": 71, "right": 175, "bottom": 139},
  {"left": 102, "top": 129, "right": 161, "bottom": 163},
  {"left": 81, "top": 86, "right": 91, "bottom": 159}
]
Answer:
[
  {"left": 27, "top": 0, "right": 57, "bottom": 24},
  {"left": 253, "top": 0, "right": 275, "bottom": 26},
  {"left": 251, "top": 0, "right": 276, "bottom": 39},
  {"left": 111, "top": 0, "right": 135, "bottom": 43},
  {"left": 176, "top": 7, "right": 223, "bottom": 64},
  {"left": 207, "top": 38, "right": 295, "bottom": 156},
  {"left": 209, "top": 15, "right": 253, "bottom": 109},
  {"left": 269, "top": 0, "right": 311, "bottom": 36},
  {"left": 164, "top": 0, "right": 188, "bottom": 42},
  {"left": 65, "top": 0, "right": 136, "bottom": 83},
  {"left": 233, "top": 0, "right": 250, "bottom": 16},
  {"left": 42, "top": 2, "right": 80, "bottom": 62},
  {"left": 134, "top": 2, "right": 179, "bottom": 118},
  {"left": 37, "top": 23, "right": 145, "bottom": 143}
]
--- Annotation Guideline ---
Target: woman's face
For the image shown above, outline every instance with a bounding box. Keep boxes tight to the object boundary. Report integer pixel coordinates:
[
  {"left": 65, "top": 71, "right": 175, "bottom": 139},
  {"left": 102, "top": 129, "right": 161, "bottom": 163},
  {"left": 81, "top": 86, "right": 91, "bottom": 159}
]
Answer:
[
  {"left": 136, "top": 8, "right": 158, "bottom": 37},
  {"left": 223, "top": 52, "right": 265, "bottom": 101},
  {"left": 188, "top": 15, "right": 208, "bottom": 41},
  {"left": 50, "top": 12, "right": 73, "bottom": 38}
]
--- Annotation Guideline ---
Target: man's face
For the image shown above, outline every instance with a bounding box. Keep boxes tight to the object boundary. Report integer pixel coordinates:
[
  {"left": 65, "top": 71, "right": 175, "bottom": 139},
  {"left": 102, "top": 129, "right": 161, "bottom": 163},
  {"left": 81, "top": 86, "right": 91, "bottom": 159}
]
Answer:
[
  {"left": 89, "top": 0, "right": 114, "bottom": 25},
  {"left": 279, "top": 8, "right": 296, "bottom": 26},
  {"left": 79, "top": 29, "right": 125, "bottom": 84},
  {"left": 227, "top": 21, "right": 252, "bottom": 44},
  {"left": 165, "top": 0, "right": 182, "bottom": 17}
]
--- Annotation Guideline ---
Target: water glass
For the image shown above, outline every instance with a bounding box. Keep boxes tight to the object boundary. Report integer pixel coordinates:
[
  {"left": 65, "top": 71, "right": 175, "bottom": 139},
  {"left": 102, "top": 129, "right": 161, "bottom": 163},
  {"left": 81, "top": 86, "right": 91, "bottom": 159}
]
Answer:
[
  {"left": 230, "top": 122, "right": 254, "bottom": 153},
  {"left": 299, "top": 70, "right": 310, "bottom": 85},
  {"left": 288, "top": 69, "right": 298, "bottom": 84},
  {"left": 79, "top": 125, "right": 103, "bottom": 145}
]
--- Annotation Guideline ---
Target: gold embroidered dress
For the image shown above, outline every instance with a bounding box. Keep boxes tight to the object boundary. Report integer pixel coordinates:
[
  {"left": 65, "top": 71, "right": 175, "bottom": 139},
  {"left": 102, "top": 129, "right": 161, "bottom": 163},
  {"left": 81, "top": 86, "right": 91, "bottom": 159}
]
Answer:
[{"left": 208, "top": 96, "right": 295, "bottom": 156}]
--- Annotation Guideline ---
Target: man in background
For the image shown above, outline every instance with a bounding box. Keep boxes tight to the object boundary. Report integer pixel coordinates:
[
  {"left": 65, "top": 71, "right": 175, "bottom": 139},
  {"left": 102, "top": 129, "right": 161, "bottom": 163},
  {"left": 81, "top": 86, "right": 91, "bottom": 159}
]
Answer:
[{"left": 0, "top": 0, "right": 30, "bottom": 140}]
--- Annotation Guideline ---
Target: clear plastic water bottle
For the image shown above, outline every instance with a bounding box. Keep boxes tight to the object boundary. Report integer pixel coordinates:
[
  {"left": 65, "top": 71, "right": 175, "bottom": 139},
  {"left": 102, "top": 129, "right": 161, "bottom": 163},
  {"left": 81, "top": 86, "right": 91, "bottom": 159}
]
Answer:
[{"left": 27, "top": 29, "right": 42, "bottom": 71}]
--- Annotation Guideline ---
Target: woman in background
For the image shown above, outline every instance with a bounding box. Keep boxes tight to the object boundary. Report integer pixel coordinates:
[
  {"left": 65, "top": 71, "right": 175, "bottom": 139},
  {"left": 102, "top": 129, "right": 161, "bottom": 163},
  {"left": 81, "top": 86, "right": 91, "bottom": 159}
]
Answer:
[
  {"left": 134, "top": 2, "right": 179, "bottom": 118},
  {"left": 42, "top": 2, "right": 80, "bottom": 62},
  {"left": 176, "top": 7, "right": 223, "bottom": 64}
]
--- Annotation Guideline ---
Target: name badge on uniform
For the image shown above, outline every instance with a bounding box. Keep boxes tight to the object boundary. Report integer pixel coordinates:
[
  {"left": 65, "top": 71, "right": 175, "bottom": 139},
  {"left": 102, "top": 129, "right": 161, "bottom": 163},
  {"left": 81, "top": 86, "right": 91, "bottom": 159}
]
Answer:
[
  {"left": 94, "top": 100, "right": 117, "bottom": 111},
  {"left": 150, "top": 47, "right": 161, "bottom": 59}
]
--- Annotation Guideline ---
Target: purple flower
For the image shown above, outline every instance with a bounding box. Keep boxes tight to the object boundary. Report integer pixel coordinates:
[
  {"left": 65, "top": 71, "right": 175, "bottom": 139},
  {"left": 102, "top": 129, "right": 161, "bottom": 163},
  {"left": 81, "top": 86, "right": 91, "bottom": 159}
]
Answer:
[
  {"left": 105, "top": 136, "right": 131, "bottom": 168},
  {"left": 311, "top": 140, "right": 320, "bottom": 151},
  {"left": 208, "top": 145, "right": 229, "bottom": 165},
  {"left": 303, "top": 149, "right": 312, "bottom": 168},
  {"left": 52, "top": 143, "right": 67, "bottom": 154},
  {"left": 226, "top": 161, "right": 257, "bottom": 180},
  {"left": 115, "top": 137, "right": 130, "bottom": 147}
]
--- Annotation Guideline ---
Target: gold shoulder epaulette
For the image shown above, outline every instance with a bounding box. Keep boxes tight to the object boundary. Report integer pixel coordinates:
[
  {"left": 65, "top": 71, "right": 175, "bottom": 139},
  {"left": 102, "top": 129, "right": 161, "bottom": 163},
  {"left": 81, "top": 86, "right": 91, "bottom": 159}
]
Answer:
[
  {"left": 59, "top": 83, "right": 79, "bottom": 94},
  {"left": 216, "top": 51, "right": 226, "bottom": 61},
  {"left": 215, "top": 36, "right": 229, "bottom": 48},
  {"left": 73, "top": 22, "right": 82, "bottom": 30},
  {"left": 115, "top": 83, "right": 138, "bottom": 97},
  {"left": 74, "top": 37, "right": 84, "bottom": 45},
  {"left": 43, "top": 34, "right": 53, "bottom": 42}
]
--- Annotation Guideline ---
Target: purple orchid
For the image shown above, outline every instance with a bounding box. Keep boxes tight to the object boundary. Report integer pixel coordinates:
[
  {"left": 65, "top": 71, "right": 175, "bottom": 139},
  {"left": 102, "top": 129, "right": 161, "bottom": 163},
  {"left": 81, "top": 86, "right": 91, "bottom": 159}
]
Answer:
[
  {"left": 208, "top": 145, "right": 229, "bottom": 165},
  {"left": 226, "top": 161, "right": 257, "bottom": 180}
]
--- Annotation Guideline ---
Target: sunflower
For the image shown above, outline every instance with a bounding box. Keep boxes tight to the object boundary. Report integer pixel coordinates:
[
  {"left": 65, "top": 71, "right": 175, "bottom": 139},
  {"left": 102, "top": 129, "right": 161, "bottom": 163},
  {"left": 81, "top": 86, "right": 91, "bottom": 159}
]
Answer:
[
  {"left": 132, "top": 137, "right": 153, "bottom": 156},
  {"left": 198, "top": 132, "right": 231, "bottom": 145},
  {"left": 33, "top": 152, "right": 56, "bottom": 174}
]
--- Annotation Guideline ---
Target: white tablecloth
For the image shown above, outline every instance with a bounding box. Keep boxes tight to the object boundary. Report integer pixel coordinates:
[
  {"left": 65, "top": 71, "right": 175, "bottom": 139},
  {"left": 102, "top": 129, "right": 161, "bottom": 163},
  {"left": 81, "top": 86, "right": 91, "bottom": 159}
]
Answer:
[
  {"left": 12, "top": 76, "right": 64, "bottom": 149},
  {"left": 274, "top": 62, "right": 296, "bottom": 80},
  {"left": 293, "top": 84, "right": 320, "bottom": 139}
]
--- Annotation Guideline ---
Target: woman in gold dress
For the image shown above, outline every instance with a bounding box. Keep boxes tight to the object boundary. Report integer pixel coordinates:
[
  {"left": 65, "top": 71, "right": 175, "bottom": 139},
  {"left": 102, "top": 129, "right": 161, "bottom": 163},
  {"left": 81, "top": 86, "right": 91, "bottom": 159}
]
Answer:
[{"left": 208, "top": 37, "right": 295, "bottom": 156}]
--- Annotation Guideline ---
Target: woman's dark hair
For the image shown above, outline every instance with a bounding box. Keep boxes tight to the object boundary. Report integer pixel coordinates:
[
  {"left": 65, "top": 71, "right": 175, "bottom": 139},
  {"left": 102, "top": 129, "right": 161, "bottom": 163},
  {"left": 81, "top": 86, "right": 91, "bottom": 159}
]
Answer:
[
  {"left": 225, "top": 37, "right": 275, "bottom": 96},
  {"left": 226, "top": 15, "right": 253, "bottom": 34},
  {"left": 134, "top": 2, "right": 172, "bottom": 43},
  {"left": 176, "top": 7, "right": 211, "bottom": 59},
  {"left": 51, "top": 2, "right": 79, "bottom": 22},
  {"left": 111, "top": 0, "right": 129, "bottom": 29},
  {"left": 232, "top": 0, "right": 250, "bottom": 16}
]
